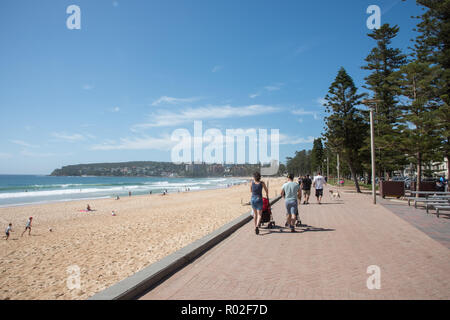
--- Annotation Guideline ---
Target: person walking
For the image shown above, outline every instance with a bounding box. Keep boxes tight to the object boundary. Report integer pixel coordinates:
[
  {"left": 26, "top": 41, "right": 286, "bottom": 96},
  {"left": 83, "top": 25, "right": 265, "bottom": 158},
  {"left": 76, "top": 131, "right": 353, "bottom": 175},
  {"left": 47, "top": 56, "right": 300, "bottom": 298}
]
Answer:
[
  {"left": 301, "top": 174, "right": 312, "bottom": 205},
  {"left": 281, "top": 173, "right": 301, "bottom": 232},
  {"left": 313, "top": 172, "right": 326, "bottom": 205},
  {"left": 297, "top": 176, "right": 303, "bottom": 204},
  {"left": 250, "top": 172, "right": 268, "bottom": 235}
]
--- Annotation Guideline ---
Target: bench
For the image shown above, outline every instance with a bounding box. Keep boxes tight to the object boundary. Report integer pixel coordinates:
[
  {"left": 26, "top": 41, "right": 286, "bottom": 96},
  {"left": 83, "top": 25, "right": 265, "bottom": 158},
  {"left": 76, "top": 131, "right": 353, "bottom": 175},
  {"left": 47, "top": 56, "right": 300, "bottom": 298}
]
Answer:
[
  {"left": 407, "top": 197, "right": 426, "bottom": 206},
  {"left": 426, "top": 202, "right": 450, "bottom": 213},
  {"left": 435, "top": 206, "right": 450, "bottom": 218},
  {"left": 414, "top": 198, "right": 448, "bottom": 209}
]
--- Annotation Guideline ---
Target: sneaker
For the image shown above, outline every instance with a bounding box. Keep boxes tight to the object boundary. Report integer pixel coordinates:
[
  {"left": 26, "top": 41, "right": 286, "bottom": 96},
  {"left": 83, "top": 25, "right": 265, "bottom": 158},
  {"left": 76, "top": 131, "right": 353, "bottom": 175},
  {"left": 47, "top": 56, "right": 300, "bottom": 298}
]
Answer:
[
  {"left": 255, "top": 227, "right": 259, "bottom": 235},
  {"left": 303, "top": 201, "right": 306, "bottom": 205},
  {"left": 290, "top": 226, "right": 295, "bottom": 232}
]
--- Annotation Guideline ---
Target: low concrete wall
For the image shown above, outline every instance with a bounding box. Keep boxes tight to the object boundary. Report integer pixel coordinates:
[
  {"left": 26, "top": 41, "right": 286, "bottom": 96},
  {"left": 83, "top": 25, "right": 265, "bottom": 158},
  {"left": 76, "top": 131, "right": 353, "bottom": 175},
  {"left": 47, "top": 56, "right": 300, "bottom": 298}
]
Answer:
[{"left": 89, "top": 196, "right": 282, "bottom": 300}]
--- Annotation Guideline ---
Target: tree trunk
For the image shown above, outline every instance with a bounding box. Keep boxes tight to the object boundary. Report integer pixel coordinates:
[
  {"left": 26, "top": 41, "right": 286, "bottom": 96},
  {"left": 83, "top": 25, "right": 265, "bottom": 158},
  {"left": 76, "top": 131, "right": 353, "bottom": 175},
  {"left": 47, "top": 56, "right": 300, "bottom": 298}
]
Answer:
[
  {"left": 416, "top": 152, "right": 422, "bottom": 197},
  {"left": 446, "top": 155, "right": 449, "bottom": 182},
  {"left": 349, "top": 162, "right": 361, "bottom": 193}
]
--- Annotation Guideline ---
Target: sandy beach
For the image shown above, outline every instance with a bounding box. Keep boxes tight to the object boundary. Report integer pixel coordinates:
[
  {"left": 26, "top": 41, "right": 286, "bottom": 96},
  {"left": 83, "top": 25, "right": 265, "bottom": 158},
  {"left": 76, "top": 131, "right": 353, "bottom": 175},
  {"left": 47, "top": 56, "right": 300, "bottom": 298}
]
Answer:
[{"left": 0, "top": 177, "right": 285, "bottom": 300}]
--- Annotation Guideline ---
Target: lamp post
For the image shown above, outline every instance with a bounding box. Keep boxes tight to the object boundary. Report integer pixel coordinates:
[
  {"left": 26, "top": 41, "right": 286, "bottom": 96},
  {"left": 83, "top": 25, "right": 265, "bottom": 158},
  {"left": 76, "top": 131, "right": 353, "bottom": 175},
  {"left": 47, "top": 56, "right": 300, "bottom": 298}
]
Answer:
[
  {"left": 327, "top": 156, "right": 329, "bottom": 181},
  {"left": 337, "top": 153, "right": 340, "bottom": 189},
  {"left": 363, "top": 99, "right": 382, "bottom": 205}
]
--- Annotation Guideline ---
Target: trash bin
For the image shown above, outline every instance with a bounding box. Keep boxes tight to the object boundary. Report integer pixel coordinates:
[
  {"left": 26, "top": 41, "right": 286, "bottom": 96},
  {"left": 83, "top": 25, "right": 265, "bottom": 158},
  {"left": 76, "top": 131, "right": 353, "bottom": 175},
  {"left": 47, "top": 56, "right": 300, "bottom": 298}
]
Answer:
[{"left": 379, "top": 181, "right": 405, "bottom": 198}]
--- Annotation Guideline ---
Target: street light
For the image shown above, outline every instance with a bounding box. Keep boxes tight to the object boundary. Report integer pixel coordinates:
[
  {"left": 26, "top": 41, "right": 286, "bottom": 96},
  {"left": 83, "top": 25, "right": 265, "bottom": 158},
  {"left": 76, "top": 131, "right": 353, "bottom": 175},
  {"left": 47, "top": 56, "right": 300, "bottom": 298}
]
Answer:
[{"left": 363, "top": 99, "right": 382, "bottom": 205}]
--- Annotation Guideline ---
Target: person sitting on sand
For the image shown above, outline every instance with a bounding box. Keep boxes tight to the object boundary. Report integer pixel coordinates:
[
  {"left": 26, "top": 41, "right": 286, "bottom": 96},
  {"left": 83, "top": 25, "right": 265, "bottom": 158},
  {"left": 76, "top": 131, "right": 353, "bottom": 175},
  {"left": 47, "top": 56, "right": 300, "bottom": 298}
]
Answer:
[
  {"left": 21, "top": 217, "right": 33, "bottom": 237},
  {"left": 87, "top": 204, "right": 92, "bottom": 211},
  {"left": 5, "top": 223, "right": 12, "bottom": 240},
  {"left": 111, "top": 210, "right": 116, "bottom": 216}
]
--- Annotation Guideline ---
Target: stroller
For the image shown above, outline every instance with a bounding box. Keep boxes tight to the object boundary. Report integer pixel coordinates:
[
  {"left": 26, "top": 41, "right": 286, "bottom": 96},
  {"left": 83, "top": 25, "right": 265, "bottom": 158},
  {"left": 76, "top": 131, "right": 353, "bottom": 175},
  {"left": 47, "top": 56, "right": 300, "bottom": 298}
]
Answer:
[{"left": 260, "top": 198, "right": 276, "bottom": 229}]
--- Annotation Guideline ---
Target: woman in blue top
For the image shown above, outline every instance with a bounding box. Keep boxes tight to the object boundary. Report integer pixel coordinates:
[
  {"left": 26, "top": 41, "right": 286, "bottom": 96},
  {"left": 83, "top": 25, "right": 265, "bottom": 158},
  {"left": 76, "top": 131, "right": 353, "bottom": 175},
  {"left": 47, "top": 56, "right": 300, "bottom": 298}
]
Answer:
[{"left": 250, "top": 172, "right": 269, "bottom": 235}]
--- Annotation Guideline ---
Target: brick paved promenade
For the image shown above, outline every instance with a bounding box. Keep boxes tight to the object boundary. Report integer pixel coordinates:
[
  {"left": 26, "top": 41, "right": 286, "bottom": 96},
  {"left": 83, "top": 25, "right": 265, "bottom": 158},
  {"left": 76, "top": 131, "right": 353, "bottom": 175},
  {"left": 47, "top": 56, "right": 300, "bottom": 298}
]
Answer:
[{"left": 140, "top": 187, "right": 450, "bottom": 300}]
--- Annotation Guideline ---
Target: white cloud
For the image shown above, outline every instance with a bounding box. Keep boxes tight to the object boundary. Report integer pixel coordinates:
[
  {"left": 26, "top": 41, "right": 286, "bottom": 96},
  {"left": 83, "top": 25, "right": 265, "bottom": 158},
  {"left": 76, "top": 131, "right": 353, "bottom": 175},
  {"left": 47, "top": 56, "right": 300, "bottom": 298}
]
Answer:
[
  {"left": 133, "top": 104, "right": 281, "bottom": 129},
  {"left": 10, "top": 140, "right": 39, "bottom": 148},
  {"left": 294, "top": 45, "right": 310, "bottom": 55},
  {"left": 212, "top": 65, "right": 223, "bottom": 73},
  {"left": 250, "top": 83, "right": 283, "bottom": 98},
  {"left": 82, "top": 84, "right": 94, "bottom": 90},
  {"left": 291, "top": 108, "right": 320, "bottom": 120},
  {"left": 20, "top": 150, "right": 72, "bottom": 158},
  {"left": 52, "top": 132, "right": 86, "bottom": 142},
  {"left": 91, "top": 135, "right": 175, "bottom": 151},
  {"left": 279, "top": 134, "right": 315, "bottom": 145},
  {"left": 264, "top": 83, "right": 283, "bottom": 92},
  {"left": 316, "top": 98, "right": 327, "bottom": 106},
  {"left": 0, "top": 152, "right": 12, "bottom": 159},
  {"left": 151, "top": 96, "right": 201, "bottom": 106},
  {"left": 111, "top": 107, "right": 120, "bottom": 112}
]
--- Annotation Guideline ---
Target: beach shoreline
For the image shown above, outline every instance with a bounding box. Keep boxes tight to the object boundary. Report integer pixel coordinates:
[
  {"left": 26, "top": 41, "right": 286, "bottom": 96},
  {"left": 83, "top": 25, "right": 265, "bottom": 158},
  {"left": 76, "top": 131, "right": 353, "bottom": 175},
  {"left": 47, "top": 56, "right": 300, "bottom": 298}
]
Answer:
[
  {"left": 0, "top": 176, "right": 251, "bottom": 209},
  {"left": 0, "top": 176, "right": 285, "bottom": 300}
]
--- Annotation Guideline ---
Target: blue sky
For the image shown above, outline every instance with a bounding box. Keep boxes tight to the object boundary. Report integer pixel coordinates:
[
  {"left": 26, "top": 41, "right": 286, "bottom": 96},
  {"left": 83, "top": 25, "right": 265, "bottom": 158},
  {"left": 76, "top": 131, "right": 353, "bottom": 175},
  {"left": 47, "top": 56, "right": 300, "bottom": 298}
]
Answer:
[{"left": 0, "top": 0, "right": 422, "bottom": 174}]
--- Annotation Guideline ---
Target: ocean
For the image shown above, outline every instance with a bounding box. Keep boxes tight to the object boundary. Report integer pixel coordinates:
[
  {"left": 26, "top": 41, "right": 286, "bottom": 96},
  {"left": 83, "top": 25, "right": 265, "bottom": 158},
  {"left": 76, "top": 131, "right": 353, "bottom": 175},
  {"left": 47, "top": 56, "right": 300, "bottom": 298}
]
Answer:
[{"left": 0, "top": 175, "right": 248, "bottom": 208}]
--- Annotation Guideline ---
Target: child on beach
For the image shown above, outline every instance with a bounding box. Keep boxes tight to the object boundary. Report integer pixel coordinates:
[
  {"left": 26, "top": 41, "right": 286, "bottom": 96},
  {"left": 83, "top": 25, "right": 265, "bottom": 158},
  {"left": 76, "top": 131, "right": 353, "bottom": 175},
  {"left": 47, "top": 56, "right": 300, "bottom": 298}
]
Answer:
[
  {"left": 5, "top": 223, "right": 12, "bottom": 240},
  {"left": 21, "top": 217, "right": 32, "bottom": 237},
  {"left": 87, "top": 204, "right": 92, "bottom": 211}
]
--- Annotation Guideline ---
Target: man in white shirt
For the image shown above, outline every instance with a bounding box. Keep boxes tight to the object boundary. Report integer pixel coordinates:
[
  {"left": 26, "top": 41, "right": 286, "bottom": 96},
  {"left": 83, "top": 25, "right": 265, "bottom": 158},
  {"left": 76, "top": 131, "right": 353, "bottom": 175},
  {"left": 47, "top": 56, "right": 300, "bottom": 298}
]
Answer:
[{"left": 313, "top": 172, "right": 326, "bottom": 205}]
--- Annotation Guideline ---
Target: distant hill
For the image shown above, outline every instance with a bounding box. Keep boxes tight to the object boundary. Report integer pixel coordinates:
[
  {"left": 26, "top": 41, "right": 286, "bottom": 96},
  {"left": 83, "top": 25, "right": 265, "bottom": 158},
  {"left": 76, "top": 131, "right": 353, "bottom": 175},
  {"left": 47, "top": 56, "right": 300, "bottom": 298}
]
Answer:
[{"left": 50, "top": 161, "right": 261, "bottom": 177}]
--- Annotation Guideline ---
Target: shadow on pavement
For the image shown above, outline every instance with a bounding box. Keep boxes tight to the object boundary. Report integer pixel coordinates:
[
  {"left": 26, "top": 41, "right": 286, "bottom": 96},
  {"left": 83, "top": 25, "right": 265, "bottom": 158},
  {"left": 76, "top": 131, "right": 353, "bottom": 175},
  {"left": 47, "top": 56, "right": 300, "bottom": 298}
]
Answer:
[{"left": 258, "top": 224, "right": 335, "bottom": 236}]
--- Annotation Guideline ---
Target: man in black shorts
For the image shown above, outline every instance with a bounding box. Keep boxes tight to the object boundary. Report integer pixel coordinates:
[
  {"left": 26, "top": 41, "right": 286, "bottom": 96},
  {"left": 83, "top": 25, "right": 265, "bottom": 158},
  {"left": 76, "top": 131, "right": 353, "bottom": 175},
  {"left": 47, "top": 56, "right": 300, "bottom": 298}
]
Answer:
[
  {"left": 301, "top": 175, "right": 312, "bottom": 204},
  {"left": 313, "top": 172, "right": 326, "bottom": 205}
]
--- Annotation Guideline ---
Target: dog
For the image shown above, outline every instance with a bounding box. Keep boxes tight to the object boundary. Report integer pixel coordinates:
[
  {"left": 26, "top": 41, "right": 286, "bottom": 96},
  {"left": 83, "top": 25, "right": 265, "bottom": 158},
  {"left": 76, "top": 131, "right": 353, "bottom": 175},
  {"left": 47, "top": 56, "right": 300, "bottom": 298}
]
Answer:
[{"left": 329, "top": 189, "right": 341, "bottom": 200}]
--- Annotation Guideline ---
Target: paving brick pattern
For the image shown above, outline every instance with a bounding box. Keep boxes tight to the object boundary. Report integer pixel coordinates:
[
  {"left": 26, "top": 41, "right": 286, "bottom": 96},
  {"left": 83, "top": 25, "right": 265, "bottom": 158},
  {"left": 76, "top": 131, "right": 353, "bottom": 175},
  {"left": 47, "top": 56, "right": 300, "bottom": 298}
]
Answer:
[
  {"left": 140, "top": 187, "right": 450, "bottom": 300},
  {"left": 378, "top": 196, "right": 450, "bottom": 249}
]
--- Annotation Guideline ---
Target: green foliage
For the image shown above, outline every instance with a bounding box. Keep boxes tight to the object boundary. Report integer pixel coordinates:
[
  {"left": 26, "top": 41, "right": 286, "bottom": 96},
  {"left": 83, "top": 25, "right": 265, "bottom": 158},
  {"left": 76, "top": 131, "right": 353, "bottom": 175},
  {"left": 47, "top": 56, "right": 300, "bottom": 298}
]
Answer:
[
  {"left": 398, "top": 61, "right": 441, "bottom": 160},
  {"left": 51, "top": 161, "right": 263, "bottom": 178},
  {"left": 362, "top": 24, "right": 408, "bottom": 176},
  {"left": 310, "top": 138, "right": 324, "bottom": 174},
  {"left": 286, "top": 150, "right": 312, "bottom": 176},
  {"left": 413, "top": 0, "right": 450, "bottom": 179},
  {"left": 323, "top": 67, "right": 368, "bottom": 192}
]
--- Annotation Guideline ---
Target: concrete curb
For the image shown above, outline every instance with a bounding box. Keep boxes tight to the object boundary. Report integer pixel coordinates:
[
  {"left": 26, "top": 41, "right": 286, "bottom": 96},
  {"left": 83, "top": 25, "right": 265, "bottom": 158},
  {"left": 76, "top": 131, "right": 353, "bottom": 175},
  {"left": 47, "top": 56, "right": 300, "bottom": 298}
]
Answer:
[{"left": 89, "top": 196, "right": 282, "bottom": 300}]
